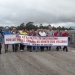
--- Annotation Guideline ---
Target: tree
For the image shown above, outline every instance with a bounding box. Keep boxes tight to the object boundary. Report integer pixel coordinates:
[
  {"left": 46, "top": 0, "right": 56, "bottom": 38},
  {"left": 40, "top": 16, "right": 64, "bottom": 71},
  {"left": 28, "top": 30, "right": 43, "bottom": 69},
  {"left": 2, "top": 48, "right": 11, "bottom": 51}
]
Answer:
[
  {"left": 26, "top": 22, "right": 38, "bottom": 30},
  {"left": 39, "top": 24, "right": 43, "bottom": 29},
  {"left": 61, "top": 26, "right": 65, "bottom": 30},
  {"left": 69, "top": 27, "right": 73, "bottom": 30},
  {"left": 52, "top": 26, "right": 56, "bottom": 30},
  {"left": 26, "top": 22, "right": 33, "bottom": 26},
  {"left": 19, "top": 23, "right": 25, "bottom": 30}
]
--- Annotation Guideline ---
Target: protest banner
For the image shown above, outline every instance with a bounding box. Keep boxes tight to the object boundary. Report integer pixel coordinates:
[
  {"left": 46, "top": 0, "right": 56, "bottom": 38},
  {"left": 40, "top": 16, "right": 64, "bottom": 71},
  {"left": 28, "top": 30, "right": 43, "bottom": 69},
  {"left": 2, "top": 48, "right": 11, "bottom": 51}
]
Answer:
[{"left": 4, "top": 35, "right": 68, "bottom": 46}]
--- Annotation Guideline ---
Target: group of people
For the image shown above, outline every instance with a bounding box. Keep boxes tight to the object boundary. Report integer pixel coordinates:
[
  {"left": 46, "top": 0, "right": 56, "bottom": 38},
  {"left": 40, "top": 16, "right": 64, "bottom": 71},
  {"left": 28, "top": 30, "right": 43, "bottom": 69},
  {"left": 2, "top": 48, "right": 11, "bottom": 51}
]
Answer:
[{"left": 0, "top": 25, "right": 70, "bottom": 54}]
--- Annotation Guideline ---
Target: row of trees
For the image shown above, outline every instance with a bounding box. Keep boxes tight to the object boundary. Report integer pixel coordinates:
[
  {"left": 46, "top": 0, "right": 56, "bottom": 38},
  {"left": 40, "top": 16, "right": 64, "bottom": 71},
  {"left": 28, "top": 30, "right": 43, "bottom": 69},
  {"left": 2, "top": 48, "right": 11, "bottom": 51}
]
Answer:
[
  {"left": 0, "top": 22, "right": 73, "bottom": 31},
  {"left": 16, "top": 22, "right": 73, "bottom": 30}
]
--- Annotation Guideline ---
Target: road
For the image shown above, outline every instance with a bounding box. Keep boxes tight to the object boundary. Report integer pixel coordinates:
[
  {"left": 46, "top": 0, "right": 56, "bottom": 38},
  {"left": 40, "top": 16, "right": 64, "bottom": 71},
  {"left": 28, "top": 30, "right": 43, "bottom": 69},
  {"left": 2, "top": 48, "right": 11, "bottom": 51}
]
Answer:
[{"left": 0, "top": 45, "right": 75, "bottom": 75}]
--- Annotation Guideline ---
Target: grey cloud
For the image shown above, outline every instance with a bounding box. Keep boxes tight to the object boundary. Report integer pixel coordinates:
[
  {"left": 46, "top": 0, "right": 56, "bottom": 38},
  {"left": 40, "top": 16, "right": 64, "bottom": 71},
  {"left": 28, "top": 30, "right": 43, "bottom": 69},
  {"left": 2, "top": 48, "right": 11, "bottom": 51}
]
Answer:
[{"left": 0, "top": 0, "right": 75, "bottom": 26}]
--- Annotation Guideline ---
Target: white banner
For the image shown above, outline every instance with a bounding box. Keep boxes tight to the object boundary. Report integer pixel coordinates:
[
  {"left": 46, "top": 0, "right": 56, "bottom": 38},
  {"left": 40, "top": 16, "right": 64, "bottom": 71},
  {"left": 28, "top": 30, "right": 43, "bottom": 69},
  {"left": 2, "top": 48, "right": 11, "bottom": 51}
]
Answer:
[{"left": 4, "top": 35, "right": 68, "bottom": 46}]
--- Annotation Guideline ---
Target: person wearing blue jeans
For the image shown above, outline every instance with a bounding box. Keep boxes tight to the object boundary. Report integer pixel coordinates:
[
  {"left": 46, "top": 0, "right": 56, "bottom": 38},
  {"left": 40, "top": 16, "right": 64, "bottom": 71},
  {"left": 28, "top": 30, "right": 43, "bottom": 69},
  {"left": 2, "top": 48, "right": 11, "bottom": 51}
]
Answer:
[
  {"left": 32, "top": 45, "right": 40, "bottom": 52},
  {"left": 33, "top": 31, "right": 40, "bottom": 52}
]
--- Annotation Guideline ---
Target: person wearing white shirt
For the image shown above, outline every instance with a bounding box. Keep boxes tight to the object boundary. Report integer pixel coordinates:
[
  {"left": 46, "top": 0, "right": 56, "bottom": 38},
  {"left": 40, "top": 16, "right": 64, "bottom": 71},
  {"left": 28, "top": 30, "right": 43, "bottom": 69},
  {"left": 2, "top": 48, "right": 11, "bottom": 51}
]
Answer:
[
  {"left": 39, "top": 29, "right": 47, "bottom": 52},
  {"left": 39, "top": 29, "right": 47, "bottom": 37}
]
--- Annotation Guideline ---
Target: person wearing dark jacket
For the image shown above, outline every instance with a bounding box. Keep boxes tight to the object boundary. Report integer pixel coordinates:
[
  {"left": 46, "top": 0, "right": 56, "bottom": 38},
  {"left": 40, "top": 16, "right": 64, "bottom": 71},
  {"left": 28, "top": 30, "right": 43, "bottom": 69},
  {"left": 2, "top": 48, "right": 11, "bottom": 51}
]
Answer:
[
  {"left": 0, "top": 31, "right": 3, "bottom": 54},
  {"left": 27, "top": 30, "right": 33, "bottom": 52}
]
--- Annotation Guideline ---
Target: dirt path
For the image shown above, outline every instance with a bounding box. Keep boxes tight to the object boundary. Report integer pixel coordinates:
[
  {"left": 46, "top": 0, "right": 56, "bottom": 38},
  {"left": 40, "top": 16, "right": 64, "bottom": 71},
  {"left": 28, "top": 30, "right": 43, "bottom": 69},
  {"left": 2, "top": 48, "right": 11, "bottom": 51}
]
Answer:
[{"left": 0, "top": 46, "right": 75, "bottom": 75}]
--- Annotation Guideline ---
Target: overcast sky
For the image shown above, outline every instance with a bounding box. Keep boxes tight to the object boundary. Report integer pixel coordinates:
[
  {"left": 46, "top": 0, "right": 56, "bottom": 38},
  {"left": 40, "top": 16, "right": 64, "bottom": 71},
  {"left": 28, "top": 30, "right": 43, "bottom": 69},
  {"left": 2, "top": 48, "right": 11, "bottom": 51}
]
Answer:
[{"left": 0, "top": 0, "right": 75, "bottom": 27}]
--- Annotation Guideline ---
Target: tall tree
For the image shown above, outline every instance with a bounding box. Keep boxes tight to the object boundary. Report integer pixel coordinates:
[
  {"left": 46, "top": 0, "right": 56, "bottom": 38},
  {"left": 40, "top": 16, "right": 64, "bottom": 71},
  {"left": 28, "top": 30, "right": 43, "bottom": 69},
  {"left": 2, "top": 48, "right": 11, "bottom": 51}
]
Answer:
[
  {"left": 19, "top": 23, "right": 25, "bottom": 30},
  {"left": 26, "top": 22, "right": 38, "bottom": 30}
]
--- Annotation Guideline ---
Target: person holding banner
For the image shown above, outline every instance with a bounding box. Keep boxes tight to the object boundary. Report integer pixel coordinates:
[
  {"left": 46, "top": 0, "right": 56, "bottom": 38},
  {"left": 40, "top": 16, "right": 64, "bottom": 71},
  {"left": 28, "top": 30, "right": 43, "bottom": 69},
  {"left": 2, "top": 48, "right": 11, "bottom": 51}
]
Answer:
[
  {"left": 34, "top": 31, "right": 40, "bottom": 52},
  {"left": 39, "top": 29, "right": 47, "bottom": 52},
  {"left": 3, "top": 27, "right": 11, "bottom": 53},
  {"left": 0, "top": 31, "right": 3, "bottom": 54},
  {"left": 54, "top": 28, "right": 62, "bottom": 51},
  {"left": 19, "top": 28, "right": 27, "bottom": 52},
  {"left": 47, "top": 25, "right": 54, "bottom": 50},
  {"left": 11, "top": 27, "right": 19, "bottom": 52},
  {"left": 63, "top": 30, "right": 70, "bottom": 52},
  {"left": 27, "top": 30, "right": 33, "bottom": 52},
  {"left": 31, "top": 29, "right": 36, "bottom": 51}
]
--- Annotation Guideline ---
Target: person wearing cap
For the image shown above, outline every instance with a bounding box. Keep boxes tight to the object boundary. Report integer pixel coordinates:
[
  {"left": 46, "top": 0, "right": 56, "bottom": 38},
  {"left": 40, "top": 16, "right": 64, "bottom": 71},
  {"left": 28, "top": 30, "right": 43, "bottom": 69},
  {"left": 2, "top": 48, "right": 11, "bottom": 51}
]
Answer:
[
  {"left": 3, "top": 26, "right": 11, "bottom": 53},
  {"left": 63, "top": 30, "right": 70, "bottom": 52},
  {"left": 0, "top": 31, "right": 3, "bottom": 54},
  {"left": 54, "top": 28, "right": 62, "bottom": 51},
  {"left": 47, "top": 25, "right": 54, "bottom": 50}
]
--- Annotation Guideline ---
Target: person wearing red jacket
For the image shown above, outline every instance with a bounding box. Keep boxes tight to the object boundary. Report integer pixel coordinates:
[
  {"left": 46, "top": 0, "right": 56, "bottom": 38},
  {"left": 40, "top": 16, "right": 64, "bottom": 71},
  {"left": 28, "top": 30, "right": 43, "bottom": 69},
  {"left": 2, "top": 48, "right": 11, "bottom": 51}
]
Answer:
[
  {"left": 63, "top": 30, "right": 70, "bottom": 52},
  {"left": 54, "top": 28, "right": 62, "bottom": 51},
  {"left": 54, "top": 30, "right": 62, "bottom": 37}
]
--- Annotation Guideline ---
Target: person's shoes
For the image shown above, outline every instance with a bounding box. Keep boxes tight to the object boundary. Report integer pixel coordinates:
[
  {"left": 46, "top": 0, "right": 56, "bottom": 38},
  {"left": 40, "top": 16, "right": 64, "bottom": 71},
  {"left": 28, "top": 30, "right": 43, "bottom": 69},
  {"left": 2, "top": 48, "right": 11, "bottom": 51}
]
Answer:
[
  {"left": 5, "top": 50, "right": 7, "bottom": 53},
  {"left": 66, "top": 49, "right": 68, "bottom": 52},
  {"left": 49, "top": 48, "right": 51, "bottom": 51},
  {"left": 63, "top": 48, "right": 65, "bottom": 51},
  {"left": 41, "top": 50, "right": 43, "bottom": 52},
  {"left": 13, "top": 50, "right": 14, "bottom": 52},
  {"left": 46, "top": 47, "right": 48, "bottom": 51},
  {"left": 27, "top": 49, "right": 29, "bottom": 51},
  {"left": 30, "top": 50, "right": 32, "bottom": 52},
  {"left": 60, "top": 47, "right": 61, "bottom": 49},
  {"left": 56, "top": 47, "right": 59, "bottom": 51},
  {"left": 15, "top": 50, "right": 17, "bottom": 52},
  {"left": 7, "top": 50, "right": 8, "bottom": 52},
  {"left": 42, "top": 49, "right": 44, "bottom": 51},
  {"left": 57, "top": 50, "right": 59, "bottom": 51},
  {"left": 20, "top": 50, "right": 23, "bottom": 52},
  {"left": 56, "top": 49, "right": 59, "bottom": 51}
]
